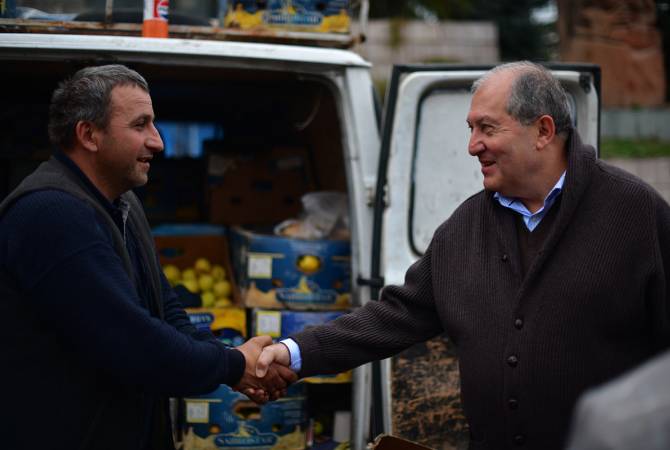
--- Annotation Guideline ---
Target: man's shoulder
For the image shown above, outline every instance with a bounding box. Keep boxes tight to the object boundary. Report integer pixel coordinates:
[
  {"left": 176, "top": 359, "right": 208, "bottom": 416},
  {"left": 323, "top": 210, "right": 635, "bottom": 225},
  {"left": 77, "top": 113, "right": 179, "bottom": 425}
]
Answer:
[
  {"left": 592, "top": 159, "right": 662, "bottom": 201},
  {"left": 1, "top": 189, "right": 98, "bottom": 229}
]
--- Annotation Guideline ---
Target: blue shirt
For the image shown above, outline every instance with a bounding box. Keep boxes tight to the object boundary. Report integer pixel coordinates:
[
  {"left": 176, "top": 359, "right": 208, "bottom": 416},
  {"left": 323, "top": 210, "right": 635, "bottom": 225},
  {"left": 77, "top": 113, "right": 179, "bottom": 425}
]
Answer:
[{"left": 494, "top": 171, "right": 566, "bottom": 231}]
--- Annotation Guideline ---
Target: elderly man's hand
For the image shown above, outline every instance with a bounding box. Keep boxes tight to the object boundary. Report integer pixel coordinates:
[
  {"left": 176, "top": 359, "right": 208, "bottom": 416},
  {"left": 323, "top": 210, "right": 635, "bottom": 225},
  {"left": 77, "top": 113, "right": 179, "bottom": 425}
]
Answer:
[
  {"left": 233, "top": 336, "right": 297, "bottom": 404},
  {"left": 255, "top": 342, "right": 291, "bottom": 378}
]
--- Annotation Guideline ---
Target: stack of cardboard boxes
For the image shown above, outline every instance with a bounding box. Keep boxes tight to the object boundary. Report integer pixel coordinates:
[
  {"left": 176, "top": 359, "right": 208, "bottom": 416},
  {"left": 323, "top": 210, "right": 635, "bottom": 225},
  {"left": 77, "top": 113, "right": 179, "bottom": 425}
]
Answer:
[{"left": 154, "top": 148, "right": 351, "bottom": 450}]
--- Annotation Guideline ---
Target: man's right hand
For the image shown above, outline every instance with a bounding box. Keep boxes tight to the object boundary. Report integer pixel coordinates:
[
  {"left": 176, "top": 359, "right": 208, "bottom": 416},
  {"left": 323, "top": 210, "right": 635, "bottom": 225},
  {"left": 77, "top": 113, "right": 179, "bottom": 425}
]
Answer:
[{"left": 256, "top": 342, "right": 291, "bottom": 378}]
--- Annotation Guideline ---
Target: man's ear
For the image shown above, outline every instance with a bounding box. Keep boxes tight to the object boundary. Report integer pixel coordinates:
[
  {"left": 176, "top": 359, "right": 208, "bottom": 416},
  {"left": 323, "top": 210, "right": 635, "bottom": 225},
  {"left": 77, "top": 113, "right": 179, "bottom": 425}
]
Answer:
[
  {"left": 535, "top": 115, "right": 556, "bottom": 150},
  {"left": 74, "top": 121, "right": 99, "bottom": 153}
]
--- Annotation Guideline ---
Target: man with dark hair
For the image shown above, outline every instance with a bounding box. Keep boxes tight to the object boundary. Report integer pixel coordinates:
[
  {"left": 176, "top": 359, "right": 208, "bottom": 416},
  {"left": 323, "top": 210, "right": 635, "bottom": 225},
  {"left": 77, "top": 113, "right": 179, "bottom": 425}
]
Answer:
[
  {"left": 255, "top": 61, "right": 670, "bottom": 449},
  {"left": 0, "top": 65, "right": 294, "bottom": 450}
]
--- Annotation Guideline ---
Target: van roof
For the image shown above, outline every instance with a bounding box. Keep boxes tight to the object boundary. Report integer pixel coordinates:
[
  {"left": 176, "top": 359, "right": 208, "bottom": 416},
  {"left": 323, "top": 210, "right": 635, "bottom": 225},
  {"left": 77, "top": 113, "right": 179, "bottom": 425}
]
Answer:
[{"left": 0, "top": 33, "right": 371, "bottom": 69}]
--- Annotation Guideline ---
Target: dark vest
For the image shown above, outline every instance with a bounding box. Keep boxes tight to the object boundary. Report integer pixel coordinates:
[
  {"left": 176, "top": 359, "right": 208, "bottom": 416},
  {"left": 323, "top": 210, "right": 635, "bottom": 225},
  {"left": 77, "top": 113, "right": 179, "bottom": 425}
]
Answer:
[{"left": 0, "top": 157, "right": 172, "bottom": 450}]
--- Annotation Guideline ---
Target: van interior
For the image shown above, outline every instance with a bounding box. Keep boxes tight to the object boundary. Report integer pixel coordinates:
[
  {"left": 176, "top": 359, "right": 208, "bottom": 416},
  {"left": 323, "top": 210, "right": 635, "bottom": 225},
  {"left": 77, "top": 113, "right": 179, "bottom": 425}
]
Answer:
[{"left": 0, "top": 60, "right": 348, "bottom": 229}]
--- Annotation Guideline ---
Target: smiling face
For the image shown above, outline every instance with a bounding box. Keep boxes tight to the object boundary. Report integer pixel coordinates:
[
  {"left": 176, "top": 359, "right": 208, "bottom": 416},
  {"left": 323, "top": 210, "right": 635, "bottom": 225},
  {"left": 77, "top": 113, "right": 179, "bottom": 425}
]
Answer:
[
  {"left": 92, "top": 84, "right": 163, "bottom": 199},
  {"left": 466, "top": 70, "right": 542, "bottom": 200}
]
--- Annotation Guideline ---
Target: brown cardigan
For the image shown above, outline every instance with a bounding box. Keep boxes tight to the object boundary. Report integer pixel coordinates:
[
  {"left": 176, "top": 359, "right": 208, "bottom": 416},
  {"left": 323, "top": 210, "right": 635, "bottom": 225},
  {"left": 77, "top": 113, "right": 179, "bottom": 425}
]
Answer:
[{"left": 292, "top": 131, "right": 670, "bottom": 450}]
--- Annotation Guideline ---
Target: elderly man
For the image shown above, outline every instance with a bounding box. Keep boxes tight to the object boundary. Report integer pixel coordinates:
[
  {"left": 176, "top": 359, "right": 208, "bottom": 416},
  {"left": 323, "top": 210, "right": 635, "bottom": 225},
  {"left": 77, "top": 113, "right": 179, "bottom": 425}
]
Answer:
[
  {"left": 255, "top": 61, "right": 670, "bottom": 450},
  {"left": 0, "top": 65, "right": 294, "bottom": 450}
]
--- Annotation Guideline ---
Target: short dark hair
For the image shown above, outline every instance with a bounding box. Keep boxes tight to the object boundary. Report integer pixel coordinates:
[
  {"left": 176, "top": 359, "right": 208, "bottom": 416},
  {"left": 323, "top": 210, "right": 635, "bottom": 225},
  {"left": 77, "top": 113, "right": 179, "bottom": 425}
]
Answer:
[
  {"left": 472, "top": 61, "right": 573, "bottom": 138},
  {"left": 48, "top": 64, "right": 149, "bottom": 150}
]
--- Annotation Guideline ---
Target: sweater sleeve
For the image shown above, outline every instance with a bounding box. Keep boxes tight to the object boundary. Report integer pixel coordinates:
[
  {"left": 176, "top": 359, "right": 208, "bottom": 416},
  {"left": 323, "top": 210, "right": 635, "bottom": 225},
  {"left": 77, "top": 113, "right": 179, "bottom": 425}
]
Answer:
[
  {"left": 2, "top": 190, "right": 245, "bottom": 396},
  {"left": 292, "top": 239, "right": 444, "bottom": 377}
]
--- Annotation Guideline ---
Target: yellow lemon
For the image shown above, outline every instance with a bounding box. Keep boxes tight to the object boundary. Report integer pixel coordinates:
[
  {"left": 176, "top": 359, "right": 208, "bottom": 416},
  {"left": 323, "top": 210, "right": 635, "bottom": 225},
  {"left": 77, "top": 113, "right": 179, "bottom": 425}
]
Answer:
[
  {"left": 182, "top": 268, "right": 196, "bottom": 281},
  {"left": 213, "top": 280, "right": 232, "bottom": 298},
  {"left": 180, "top": 279, "right": 199, "bottom": 294},
  {"left": 211, "top": 264, "right": 226, "bottom": 281},
  {"left": 162, "top": 264, "right": 181, "bottom": 284},
  {"left": 215, "top": 297, "right": 232, "bottom": 308},
  {"left": 201, "top": 291, "right": 216, "bottom": 308},
  {"left": 198, "top": 274, "right": 215, "bottom": 292},
  {"left": 298, "top": 255, "right": 320, "bottom": 273},
  {"left": 194, "top": 258, "right": 211, "bottom": 274}
]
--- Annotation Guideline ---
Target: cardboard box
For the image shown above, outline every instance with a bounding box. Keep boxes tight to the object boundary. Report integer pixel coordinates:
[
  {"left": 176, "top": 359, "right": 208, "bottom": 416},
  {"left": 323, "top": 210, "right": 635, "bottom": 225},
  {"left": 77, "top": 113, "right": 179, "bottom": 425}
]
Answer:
[
  {"left": 185, "top": 306, "right": 247, "bottom": 346},
  {"left": 252, "top": 309, "right": 351, "bottom": 383},
  {"left": 153, "top": 223, "right": 241, "bottom": 306},
  {"left": 220, "top": 0, "right": 351, "bottom": 34},
  {"left": 181, "top": 384, "right": 308, "bottom": 450},
  {"left": 207, "top": 147, "right": 315, "bottom": 227},
  {"left": 230, "top": 227, "right": 350, "bottom": 310}
]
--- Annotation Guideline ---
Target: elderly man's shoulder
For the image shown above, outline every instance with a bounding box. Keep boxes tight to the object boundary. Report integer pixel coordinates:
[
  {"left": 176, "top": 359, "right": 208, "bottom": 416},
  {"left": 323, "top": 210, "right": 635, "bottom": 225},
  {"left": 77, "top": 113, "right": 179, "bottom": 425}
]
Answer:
[{"left": 593, "top": 159, "right": 666, "bottom": 206}]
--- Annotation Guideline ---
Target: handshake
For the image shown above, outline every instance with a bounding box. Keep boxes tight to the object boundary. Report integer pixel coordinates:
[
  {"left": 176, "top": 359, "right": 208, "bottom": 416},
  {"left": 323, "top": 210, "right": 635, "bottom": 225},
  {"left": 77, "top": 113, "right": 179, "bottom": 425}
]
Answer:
[{"left": 232, "top": 336, "right": 297, "bottom": 404}]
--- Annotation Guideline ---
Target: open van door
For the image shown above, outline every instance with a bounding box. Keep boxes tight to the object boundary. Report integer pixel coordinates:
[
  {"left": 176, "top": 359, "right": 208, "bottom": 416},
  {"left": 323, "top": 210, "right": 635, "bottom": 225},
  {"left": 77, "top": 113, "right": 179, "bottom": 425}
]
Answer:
[{"left": 368, "top": 64, "right": 600, "bottom": 444}]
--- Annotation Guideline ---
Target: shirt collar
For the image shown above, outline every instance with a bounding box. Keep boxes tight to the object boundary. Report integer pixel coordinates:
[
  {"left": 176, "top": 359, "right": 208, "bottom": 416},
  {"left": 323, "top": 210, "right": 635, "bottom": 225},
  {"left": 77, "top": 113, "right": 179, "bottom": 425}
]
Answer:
[{"left": 494, "top": 171, "right": 566, "bottom": 218}]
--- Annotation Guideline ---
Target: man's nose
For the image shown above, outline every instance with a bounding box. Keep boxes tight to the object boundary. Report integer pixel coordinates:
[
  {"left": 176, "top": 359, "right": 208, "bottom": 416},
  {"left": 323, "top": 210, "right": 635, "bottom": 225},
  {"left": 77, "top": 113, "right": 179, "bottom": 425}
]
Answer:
[
  {"left": 468, "top": 131, "right": 482, "bottom": 156},
  {"left": 147, "top": 123, "right": 164, "bottom": 153}
]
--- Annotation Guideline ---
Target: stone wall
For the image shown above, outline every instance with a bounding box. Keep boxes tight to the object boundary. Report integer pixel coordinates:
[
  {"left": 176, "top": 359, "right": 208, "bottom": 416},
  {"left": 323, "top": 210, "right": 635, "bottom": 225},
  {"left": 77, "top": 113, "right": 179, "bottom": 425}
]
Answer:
[
  {"left": 353, "top": 19, "right": 500, "bottom": 81},
  {"left": 557, "top": 0, "right": 666, "bottom": 107}
]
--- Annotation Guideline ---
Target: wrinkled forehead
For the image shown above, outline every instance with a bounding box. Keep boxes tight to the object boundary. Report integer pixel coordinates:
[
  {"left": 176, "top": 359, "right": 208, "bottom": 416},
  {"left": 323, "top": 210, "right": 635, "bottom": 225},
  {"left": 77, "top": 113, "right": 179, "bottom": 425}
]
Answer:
[{"left": 468, "top": 74, "right": 515, "bottom": 120}]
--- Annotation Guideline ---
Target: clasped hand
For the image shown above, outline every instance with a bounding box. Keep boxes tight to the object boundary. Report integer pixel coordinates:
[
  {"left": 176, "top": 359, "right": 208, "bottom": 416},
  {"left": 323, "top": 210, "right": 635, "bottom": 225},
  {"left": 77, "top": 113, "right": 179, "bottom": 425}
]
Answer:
[{"left": 233, "top": 336, "right": 296, "bottom": 404}]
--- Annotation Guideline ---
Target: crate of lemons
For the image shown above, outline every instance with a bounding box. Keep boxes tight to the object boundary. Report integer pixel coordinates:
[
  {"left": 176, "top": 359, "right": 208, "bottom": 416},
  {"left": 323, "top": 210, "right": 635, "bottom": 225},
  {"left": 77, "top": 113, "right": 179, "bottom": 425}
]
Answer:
[{"left": 163, "top": 258, "right": 234, "bottom": 308}]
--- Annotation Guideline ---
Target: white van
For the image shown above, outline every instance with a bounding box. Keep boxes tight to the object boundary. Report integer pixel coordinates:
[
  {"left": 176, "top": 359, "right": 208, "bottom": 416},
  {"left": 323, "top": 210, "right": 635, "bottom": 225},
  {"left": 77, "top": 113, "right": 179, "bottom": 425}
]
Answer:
[{"left": 0, "top": 26, "right": 600, "bottom": 450}]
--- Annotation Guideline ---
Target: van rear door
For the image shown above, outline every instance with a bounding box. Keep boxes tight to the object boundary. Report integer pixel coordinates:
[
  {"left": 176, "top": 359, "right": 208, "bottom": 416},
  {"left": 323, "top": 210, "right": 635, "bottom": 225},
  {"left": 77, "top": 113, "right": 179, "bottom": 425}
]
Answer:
[{"left": 368, "top": 64, "right": 600, "bottom": 443}]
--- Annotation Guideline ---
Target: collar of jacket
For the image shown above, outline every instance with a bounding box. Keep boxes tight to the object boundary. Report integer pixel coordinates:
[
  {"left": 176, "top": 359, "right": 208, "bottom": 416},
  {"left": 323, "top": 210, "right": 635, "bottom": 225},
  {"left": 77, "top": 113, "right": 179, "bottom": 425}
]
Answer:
[{"left": 485, "top": 129, "right": 597, "bottom": 294}]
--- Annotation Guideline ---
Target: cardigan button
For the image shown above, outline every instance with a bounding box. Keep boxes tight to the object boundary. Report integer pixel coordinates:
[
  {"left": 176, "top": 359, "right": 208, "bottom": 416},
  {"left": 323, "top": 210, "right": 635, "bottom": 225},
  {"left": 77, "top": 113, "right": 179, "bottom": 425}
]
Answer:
[
  {"left": 501, "top": 254, "right": 509, "bottom": 262},
  {"left": 508, "top": 397, "right": 519, "bottom": 409},
  {"left": 514, "top": 434, "right": 526, "bottom": 445},
  {"left": 514, "top": 318, "right": 524, "bottom": 329},
  {"left": 507, "top": 355, "right": 519, "bottom": 367}
]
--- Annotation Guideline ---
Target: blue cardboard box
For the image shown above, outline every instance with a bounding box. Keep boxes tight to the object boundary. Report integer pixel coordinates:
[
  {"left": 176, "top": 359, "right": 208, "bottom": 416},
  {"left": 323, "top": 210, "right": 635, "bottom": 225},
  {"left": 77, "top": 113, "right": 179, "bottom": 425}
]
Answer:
[
  {"left": 186, "top": 306, "right": 247, "bottom": 347},
  {"left": 220, "top": 0, "right": 351, "bottom": 33},
  {"left": 230, "top": 227, "right": 351, "bottom": 310},
  {"left": 253, "top": 309, "right": 351, "bottom": 383},
  {"left": 182, "top": 384, "right": 307, "bottom": 450}
]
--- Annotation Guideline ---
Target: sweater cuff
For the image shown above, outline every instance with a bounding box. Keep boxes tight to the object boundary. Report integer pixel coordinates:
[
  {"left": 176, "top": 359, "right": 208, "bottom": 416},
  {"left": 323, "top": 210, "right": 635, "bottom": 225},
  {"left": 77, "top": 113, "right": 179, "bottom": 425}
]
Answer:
[
  {"left": 226, "top": 348, "right": 246, "bottom": 386},
  {"left": 291, "top": 331, "right": 321, "bottom": 377}
]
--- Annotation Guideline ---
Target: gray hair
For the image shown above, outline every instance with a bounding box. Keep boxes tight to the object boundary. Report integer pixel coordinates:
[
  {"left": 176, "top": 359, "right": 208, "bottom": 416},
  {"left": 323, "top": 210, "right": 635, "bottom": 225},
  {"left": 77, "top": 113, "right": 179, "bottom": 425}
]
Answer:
[
  {"left": 472, "top": 61, "right": 573, "bottom": 138},
  {"left": 48, "top": 64, "right": 149, "bottom": 150}
]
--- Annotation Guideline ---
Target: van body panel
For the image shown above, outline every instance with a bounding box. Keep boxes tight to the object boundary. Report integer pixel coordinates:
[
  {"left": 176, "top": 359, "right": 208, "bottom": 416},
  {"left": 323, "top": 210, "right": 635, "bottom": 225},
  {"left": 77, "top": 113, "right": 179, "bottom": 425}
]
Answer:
[{"left": 0, "top": 33, "right": 370, "bottom": 68}]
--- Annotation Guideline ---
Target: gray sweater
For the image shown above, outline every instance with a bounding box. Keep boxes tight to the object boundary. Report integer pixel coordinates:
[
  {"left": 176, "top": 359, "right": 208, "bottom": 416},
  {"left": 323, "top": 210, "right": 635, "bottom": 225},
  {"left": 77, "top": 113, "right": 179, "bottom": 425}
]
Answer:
[{"left": 292, "top": 131, "right": 670, "bottom": 450}]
